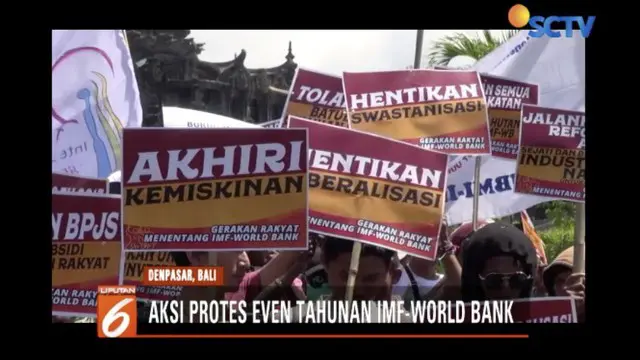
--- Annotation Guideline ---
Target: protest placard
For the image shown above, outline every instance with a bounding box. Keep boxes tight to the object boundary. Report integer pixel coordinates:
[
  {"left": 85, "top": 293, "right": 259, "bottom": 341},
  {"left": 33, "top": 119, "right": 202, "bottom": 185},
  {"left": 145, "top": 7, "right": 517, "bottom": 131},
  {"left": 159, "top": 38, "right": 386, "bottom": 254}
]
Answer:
[
  {"left": 52, "top": 172, "right": 107, "bottom": 194},
  {"left": 287, "top": 116, "right": 448, "bottom": 260},
  {"left": 121, "top": 128, "right": 309, "bottom": 251},
  {"left": 123, "top": 252, "right": 182, "bottom": 301},
  {"left": 481, "top": 75, "right": 539, "bottom": 159},
  {"left": 342, "top": 69, "right": 490, "bottom": 155},
  {"left": 52, "top": 193, "right": 122, "bottom": 317},
  {"left": 282, "top": 68, "right": 347, "bottom": 127},
  {"left": 515, "top": 105, "right": 585, "bottom": 202},
  {"left": 510, "top": 297, "right": 577, "bottom": 323},
  {"left": 461, "top": 297, "right": 577, "bottom": 323}
]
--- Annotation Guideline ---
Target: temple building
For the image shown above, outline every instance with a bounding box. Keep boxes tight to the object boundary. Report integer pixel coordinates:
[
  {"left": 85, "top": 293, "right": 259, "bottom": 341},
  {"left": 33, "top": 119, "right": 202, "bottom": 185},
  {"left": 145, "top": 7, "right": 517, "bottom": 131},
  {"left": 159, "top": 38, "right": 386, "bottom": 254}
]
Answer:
[{"left": 125, "top": 30, "right": 297, "bottom": 127}]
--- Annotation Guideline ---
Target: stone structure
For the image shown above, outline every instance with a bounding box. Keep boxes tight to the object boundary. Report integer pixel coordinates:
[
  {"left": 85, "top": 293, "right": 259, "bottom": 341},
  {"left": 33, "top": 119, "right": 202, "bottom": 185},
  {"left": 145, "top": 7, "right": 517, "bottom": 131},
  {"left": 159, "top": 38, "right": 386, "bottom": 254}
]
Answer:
[{"left": 126, "top": 30, "right": 297, "bottom": 127}]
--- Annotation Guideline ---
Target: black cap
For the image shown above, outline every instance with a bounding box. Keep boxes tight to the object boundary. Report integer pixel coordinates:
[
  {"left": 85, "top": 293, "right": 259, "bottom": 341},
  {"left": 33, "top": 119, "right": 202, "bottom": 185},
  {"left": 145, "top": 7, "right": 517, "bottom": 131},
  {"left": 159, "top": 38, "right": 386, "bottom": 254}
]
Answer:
[
  {"left": 465, "top": 222, "right": 537, "bottom": 263},
  {"left": 460, "top": 222, "right": 538, "bottom": 301}
]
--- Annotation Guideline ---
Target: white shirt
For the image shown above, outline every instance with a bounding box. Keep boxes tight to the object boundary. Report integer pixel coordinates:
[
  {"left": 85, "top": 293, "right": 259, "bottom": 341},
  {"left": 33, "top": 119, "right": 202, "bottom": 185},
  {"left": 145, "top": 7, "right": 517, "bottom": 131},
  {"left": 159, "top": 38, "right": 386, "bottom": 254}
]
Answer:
[{"left": 392, "top": 267, "right": 443, "bottom": 298}]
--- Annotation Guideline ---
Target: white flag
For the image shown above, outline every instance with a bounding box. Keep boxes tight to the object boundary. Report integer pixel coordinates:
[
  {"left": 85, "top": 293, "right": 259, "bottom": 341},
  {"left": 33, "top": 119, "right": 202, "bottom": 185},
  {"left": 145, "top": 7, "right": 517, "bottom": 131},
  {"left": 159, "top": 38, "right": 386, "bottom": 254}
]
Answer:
[
  {"left": 444, "top": 31, "right": 585, "bottom": 225},
  {"left": 52, "top": 30, "right": 142, "bottom": 178}
]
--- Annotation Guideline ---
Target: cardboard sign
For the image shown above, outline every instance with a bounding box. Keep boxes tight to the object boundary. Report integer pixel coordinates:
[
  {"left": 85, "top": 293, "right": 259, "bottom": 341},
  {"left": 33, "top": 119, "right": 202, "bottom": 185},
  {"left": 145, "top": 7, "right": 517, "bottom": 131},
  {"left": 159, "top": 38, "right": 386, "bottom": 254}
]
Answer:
[
  {"left": 282, "top": 68, "right": 347, "bottom": 127},
  {"left": 510, "top": 297, "right": 577, "bottom": 323},
  {"left": 52, "top": 172, "right": 107, "bottom": 194},
  {"left": 123, "top": 252, "right": 182, "bottom": 301},
  {"left": 121, "top": 128, "right": 309, "bottom": 251},
  {"left": 515, "top": 105, "right": 585, "bottom": 202},
  {"left": 108, "top": 170, "right": 182, "bottom": 301},
  {"left": 52, "top": 193, "right": 122, "bottom": 317},
  {"left": 461, "top": 297, "right": 577, "bottom": 323},
  {"left": 481, "top": 75, "right": 539, "bottom": 159},
  {"left": 342, "top": 69, "right": 490, "bottom": 155},
  {"left": 288, "top": 116, "right": 448, "bottom": 260}
]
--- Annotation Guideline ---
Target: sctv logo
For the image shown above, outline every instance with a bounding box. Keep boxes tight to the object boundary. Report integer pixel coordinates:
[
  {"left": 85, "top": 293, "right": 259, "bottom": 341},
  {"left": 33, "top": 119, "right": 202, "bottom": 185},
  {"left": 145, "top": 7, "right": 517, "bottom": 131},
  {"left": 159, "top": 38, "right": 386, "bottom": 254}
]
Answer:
[{"left": 508, "top": 4, "right": 595, "bottom": 38}]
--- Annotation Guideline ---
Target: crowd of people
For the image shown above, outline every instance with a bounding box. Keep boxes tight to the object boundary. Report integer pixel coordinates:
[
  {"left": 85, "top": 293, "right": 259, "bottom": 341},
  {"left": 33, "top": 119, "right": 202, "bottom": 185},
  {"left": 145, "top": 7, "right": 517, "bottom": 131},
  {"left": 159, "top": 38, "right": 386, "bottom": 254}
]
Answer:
[
  {"left": 53, "top": 173, "right": 585, "bottom": 324},
  {"left": 164, "top": 225, "right": 584, "bottom": 322},
  {"left": 52, "top": 164, "right": 585, "bottom": 326}
]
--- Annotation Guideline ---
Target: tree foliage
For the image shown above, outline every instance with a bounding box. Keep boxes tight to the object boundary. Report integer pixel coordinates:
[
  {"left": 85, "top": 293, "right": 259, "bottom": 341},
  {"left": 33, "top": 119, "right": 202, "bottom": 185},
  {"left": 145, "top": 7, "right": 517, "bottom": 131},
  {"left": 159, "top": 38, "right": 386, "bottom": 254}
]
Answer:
[
  {"left": 538, "top": 201, "right": 576, "bottom": 263},
  {"left": 541, "top": 201, "right": 576, "bottom": 228},
  {"left": 426, "top": 30, "right": 520, "bottom": 66}
]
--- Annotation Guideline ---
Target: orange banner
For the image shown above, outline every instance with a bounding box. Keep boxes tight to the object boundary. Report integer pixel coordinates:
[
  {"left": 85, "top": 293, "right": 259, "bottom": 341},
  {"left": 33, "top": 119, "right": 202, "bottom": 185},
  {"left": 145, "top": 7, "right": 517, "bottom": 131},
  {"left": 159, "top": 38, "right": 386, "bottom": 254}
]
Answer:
[{"left": 520, "top": 210, "right": 547, "bottom": 265}]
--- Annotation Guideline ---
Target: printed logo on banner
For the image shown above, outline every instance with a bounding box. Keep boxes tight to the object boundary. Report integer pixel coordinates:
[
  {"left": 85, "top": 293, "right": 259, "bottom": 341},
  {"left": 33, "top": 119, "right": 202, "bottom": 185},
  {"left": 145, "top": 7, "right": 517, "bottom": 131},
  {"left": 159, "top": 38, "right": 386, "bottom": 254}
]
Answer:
[
  {"left": 514, "top": 105, "right": 585, "bottom": 202},
  {"left": 287, "top": 116, "right": 448, "bottom": 260},
  {"left": 342, "top": 69, "right": 491, "bottom": 155},
  {"left": 52, "top": 193, "right": 122, "bottom": 318},
  {"left": 121, "top": 128, "right": 309, "bottom": 252},
  {"left": 282, "top": 68, "right": 348, "bottom": 127},
  {"left": 97, "top": 286, "right": 137, "bottom": 338},
  {"left": 52, "top": 47, "right": 123, "bottom": 177},
  {"left": 508, "top": 4, "right": 595, "bottom": 38},
  {"left": 51, "top": 30, "right": 142, "bottom": 178},
  {"left": 481, "top": 75, "right": 539, "bottom": 160}
]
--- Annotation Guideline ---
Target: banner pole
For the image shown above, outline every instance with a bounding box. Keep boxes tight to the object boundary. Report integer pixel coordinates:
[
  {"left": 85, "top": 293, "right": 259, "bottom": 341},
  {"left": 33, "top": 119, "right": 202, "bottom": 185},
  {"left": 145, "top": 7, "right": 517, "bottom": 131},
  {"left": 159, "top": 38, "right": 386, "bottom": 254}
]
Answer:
[
  {"left": 572, "top": 203, "right": 586, "bottom": 273},
  {"left": 345, "top": 243, "right": 362, "bottom": 301},
  {"left": 472, "top": 156, "right": 482, "bottom": 230},
  {"left": 208, "top": 253, "right": 219, "bottom": 300},
  {"left": 414, "top": 30, "right": 424, "bottom": 69}
]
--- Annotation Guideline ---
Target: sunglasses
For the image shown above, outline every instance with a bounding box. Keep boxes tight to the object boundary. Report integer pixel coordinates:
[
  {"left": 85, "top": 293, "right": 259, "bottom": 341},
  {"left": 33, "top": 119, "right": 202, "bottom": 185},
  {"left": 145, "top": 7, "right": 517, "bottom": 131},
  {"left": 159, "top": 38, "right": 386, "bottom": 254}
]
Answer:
[{"left": 479, "top": 272, "right": 532, "bottom": 290}]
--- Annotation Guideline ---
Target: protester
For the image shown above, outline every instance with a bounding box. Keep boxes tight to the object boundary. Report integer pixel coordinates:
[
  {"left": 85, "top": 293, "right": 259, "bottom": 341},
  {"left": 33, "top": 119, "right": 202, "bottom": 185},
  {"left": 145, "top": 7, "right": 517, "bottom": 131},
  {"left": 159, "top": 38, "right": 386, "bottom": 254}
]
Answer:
[
  {"left": 287, "top": 236, "right": 413, "bottom": 322},
  {"left": 449, "top": 219, "right": 492, "bottom": 261},
  {"left": 542, "top": 246, "right": 574, "bottom": 297},
  {"left": 57, "top": 168, "right": 586, "bottom": 325},
  {"left": 319, "top": 236, "right": 400, "bottom": 301},
  {"left": 543, "top": 246, "right": 585, "bottom": 321},
  {"left": 303, "top": 263, "right": 330, "bottom": 301},
  {"left": 226, "top": 247, "right": 312, "bottom": 302},
  {"left": 392, "top": 255, "right": 433, "bottom": 301},
  {"left": 533, "top": 264, "right": 548, "bottom": 297},
  {"left": 243, "top": 240, "right": 319, "bottom": 302},
  {"left": 564, "top": 272, "right": 586, "bottom": 322},
  {"left": 247, "top": 251, "right": 278, "bottom": 269},
  {"left": 420, "top": 224, "right": 461, "bottom": 301},
  {"left": 460, "top": 222, "right": 538, "bottom": 302},
  {"left": 394, "top": 223, "right": 458, "bottom": 301}
]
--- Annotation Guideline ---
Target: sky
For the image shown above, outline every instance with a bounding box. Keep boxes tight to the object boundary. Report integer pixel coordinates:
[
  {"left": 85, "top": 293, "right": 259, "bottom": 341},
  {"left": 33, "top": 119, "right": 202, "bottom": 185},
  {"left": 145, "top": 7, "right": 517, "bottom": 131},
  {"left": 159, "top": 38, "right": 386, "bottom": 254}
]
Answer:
[{"left": 189, "top": 30, "right": 507, "bottom": 76}]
